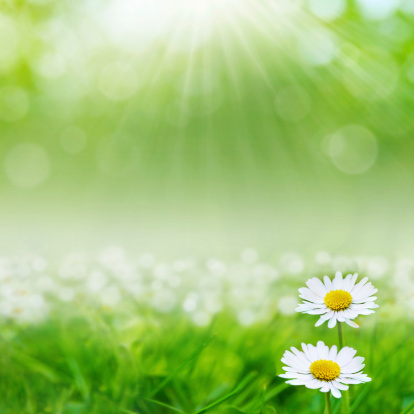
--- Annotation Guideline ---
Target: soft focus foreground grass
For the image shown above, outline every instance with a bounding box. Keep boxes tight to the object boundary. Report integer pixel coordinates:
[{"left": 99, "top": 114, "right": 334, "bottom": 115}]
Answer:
[{"left": 1, "top": 307, "right": 413, "bottom": 414}]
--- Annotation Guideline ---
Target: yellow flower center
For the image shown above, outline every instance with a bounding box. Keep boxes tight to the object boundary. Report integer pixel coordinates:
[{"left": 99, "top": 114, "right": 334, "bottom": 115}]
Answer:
[
  {"left": 324, "top": 289, "right": 352, "bottom": 311},
  {"left": 310, "top": 359, "right": 341, "bottom": 381}
]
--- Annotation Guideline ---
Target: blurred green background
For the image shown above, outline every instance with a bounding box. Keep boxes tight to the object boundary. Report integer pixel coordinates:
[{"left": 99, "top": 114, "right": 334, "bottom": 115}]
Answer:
[{"left": 1, "top": 0, "right": 414, "bottom": 255}]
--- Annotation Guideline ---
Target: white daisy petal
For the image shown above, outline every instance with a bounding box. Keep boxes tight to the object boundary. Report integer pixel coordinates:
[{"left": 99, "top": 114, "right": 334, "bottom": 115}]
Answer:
[
  {"left": 320, "top": 310, "right": 334, "bottom": 320},
  {"left": 296, "top": 304, "right": 322, "bottom": 312},
  {"left": 288, "top": 377, "right": 315, "bottom": 385},
  {"left": 342, "top": 274, "right": 353, "bottom": 291},
  {"left": 328, "top": 345, "right": 338, "bottom": 361},
  {"left": 282, "top": 358, "right": 308, "bottom": 371},
  {"left": 336, "top": 313, "right": 346, "bottom": 322},
  {"left": 332, "top": 380, "right": 349, "bottom": 391},
  {"left": 338, "top": 377, "right": 362, "bottom": 384},
  {"left": 350, "top": 277, "right": 369, "bottom": 296},
  {"left": 344, "top": 319, "right": 359, "bottom": 328},
  {"left": 299, "top": 288, "right": 325, "bottom": 304},
  {"left": 350, "top": 273, "right": 358, "bottom": 287},
  {"left": 281, "top": 357, "right": 304, "bottom": 370},
  {"left": 305, "top": 379, "right": 324, "bottom": 389},
  {"left": 316, "top": 341, "right": 329, "bottom": 359},
  {"left": 341, "top": 357, "right": 365, "bottom": 374},
  {"left": 329, "top": 383, "right": 342, "bottom": 398},
  {"left": 359, "top": 302, "right": 378, "bottom": 309},
  {"left": 291, "top": 347, "right": 311, "bottom": 364},
  {"left": 286, "top": 379, "right": 304, "bottom": 385},
  {"left": 306, "top": 277, "right": 328, "bottom": 297},
  {"left": 280, "top": 372, "right": 313, "bottom": 380},
  {"left": 353, "top": 286, "right": 377, "bottom": 301},
  {"left": 328, "top": 314, "right": 337, "bottom": 328},
  {"left": 315, "top": 317, "right": 326, "bottom": 327},
  {"left": 298, "top": 300, "right": 326, "bottom": 308},
  {"left": 346, "top": 373, "right": 371, "bottom": 382},
  {"left": 301, "top": 343, "right": 313, "bottom": 361},
  {"left": 356, "top": 309, "right": 375, "bottom": 315},
  {"left": 308, "top": 308, "right": 329, "bottom": 315},
  {"left": 341, "top": 309, "right": 358, "bottom": 319},
  {"left": 282, "top": 355, "right": 309, "bottom": 371},
  {"left": 279, "top": 372, "right": 299, "bottom": 379},
  {"left": 353, "top": 295, "right": 377, "bottom": 303},
  {"left": 307, "top": 344, "right": 319, "bottom": 361},
  {"left": 349, "top": 303, "right": 369, "bottom": 311},
  {"left": 336, "top": 347, "right": 357, "bottom": 366},
  {"left": 332, "top": 272, "right": 343, "bottom": 290},
  {"left": 323, "top": 275, "right": 333, "bottom": 290},
  {"left": 282, "top": 366, "right": 309, "bottom": 374}
]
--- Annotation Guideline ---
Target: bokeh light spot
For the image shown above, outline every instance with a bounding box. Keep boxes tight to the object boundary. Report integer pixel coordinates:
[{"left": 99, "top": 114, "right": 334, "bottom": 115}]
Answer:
[
  {"left": 356, "top": 0, "right": 399, "bottom": 21},
  {"left": 280, "top": 253, "right": 304, "bottom": 274},
  {"left": 278, "top": 296, "right": 298, "bottom": 315},
  {"left": 400, "top": 0, "right": 414, "bottom": 14},
  {"left": 328, "top": 125, "right": 377, "bottom": 175},
  {"left": 35, "top": 52, "right": 67, "bottom": 79},
  {"left": 0, "top": 86, "right": 29, "bottom": 122},
  {"left": 193, "top": 311, "right": 211, "bottom": 327},
  {"left": 60, "top": 127, "right": 87, "bottom": 154},
  {"left": 0, "top": 16, "right": 18, "bottom": 72},
  {"left": 4, "top": 143, "right": 51, "bottom": 188},
  {"left": 308, "top": 0, "right": 346, "bottom": 21},
  {"left": 298, "top": 28, "right": 337, "bottom": 66},
  {"left": 99, "top": 62, "right": 139, "bottom": 101}
]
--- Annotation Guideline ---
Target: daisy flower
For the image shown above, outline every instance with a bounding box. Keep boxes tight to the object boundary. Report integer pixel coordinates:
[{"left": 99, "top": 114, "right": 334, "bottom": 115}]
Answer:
[
  {"left": 279, "top": 341, "right": 371, "bottom": 398},
  {"left": 296, "top": 272, "right": 379, "bottom": 328}
]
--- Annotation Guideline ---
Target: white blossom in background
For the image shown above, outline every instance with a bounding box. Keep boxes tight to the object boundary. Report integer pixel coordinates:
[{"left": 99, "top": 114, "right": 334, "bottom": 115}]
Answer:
[{"left": 0, "top": 250, "right": 399, "bottom": 326}]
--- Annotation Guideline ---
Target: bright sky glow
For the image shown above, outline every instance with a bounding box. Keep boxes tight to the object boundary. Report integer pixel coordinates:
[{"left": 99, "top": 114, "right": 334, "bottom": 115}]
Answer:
[{"left": 94, "top": 0, "right": 302, "bottom": 53}]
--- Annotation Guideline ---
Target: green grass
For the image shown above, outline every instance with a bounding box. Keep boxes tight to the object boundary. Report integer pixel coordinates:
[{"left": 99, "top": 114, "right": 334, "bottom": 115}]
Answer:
[{"left": 1, "top": 306, "right": 413, "bottom": 414}]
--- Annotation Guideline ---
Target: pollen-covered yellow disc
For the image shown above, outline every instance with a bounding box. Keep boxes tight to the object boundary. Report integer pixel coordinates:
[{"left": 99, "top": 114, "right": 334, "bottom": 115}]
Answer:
[
  {"left": 310, "top": 359, "right": 341, "bottom": 381},
  {"left": 324, "top": 289, "right": 352, "bottom": 311}
]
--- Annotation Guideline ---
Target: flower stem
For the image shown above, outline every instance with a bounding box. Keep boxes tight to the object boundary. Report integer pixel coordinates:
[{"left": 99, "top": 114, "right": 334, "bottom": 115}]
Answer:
[
  {"left": 337, "top": 322, "right": 350, "bottom": 413},
  {"left": 337, "top": 321, "right": 345, "bottom": 349},
  {"left": 325, "top": 392, "right": 332, "bottom": 414}
]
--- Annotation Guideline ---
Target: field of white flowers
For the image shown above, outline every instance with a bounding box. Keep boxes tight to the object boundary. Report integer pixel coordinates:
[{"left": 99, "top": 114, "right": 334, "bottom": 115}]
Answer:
[{"left": 2, "top": 248, "right": 413, "bottom": 325}]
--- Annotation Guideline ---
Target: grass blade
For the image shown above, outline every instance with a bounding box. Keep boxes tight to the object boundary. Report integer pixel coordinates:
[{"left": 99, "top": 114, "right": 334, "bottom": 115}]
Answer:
[
  {"left": 344, "top": 385, "right": 371, "bottom": 414},
  {"left": 400, "top": 401, "right": 414, "bottom": 414},
  {"left": 67, "top": 358, "right": 89, "bottom": 400},
  {"left": 264, "top": 383, "right": 289, "bottom": 402},
  {"left": 194, "top": 372, "right": 257, "bottom": 414},
  {"left": 142, "top": 398, "right": 186, "bottom": 413},
  {"left": 149, "top": 333, "right": 216, "bottom": 397},
  {"left": 259, "top": 384, "right": 267, "bottom": 414},
  {"left": 11, "top": 349, "right": 62, "bottom": 383}
]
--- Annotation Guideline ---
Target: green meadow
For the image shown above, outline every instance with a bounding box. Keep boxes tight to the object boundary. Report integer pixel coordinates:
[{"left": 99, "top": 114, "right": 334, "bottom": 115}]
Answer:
[
  {"left": 1, "top": 289, "right": 413, "bottom": 414},
  {"left": 0, "top": 252, "right": 413, "bottom": 414}
]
